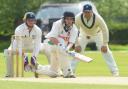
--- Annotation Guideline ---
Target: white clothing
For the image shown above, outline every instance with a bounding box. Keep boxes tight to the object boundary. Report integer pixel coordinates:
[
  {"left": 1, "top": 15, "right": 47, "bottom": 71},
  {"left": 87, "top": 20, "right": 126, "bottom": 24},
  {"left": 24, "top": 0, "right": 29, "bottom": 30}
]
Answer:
[
  {"left": 46, "top": 19, "right": 78, "bottom": 45},
  {"left": 11, "top": 23, "right": 42, "bottom": 57},
  {"left": 36, "top": 19, "right": 78, "bottom": 77},
  {"left": 71, "top": 12, "right": 119, "bottom": 75},
  {"left": 75, "top": 12, "right": 109, "bottom": 45},
  {"left": 4, "top": 23, "right": 42, "bottom": 77}
]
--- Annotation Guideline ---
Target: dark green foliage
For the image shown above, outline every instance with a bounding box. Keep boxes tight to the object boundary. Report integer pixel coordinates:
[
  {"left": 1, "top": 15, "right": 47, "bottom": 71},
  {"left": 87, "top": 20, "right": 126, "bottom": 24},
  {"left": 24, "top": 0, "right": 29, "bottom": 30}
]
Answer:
[
  {"left": 0, "top": 0, "right": 47, "bottom": 35},
  {"left": 110, "top": 29, "right": 128, "bottom": 44}
]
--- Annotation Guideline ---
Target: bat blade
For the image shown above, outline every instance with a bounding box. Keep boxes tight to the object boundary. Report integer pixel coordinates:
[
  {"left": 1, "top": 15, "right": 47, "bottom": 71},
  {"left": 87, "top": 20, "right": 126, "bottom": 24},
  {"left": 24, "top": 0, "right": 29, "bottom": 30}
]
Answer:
[
  {"left": 58, "top": 44, "right": 93, "bottom": 62},
  {"left": 67, "top": 51, "right": 93, "bottom": 62}
]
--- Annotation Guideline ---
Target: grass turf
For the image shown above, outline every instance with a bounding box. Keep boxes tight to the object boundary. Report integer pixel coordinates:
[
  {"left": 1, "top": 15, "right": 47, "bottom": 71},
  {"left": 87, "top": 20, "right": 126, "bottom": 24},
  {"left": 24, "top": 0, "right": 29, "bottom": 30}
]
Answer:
[
  {"left": 0, "top": 51, "right": 128, "bottom": 77},
  {"left": 0, "top": 80, "right": 128, "bottom": 89},
  {"left": 0, "top": 51, "right": 128, "bottom": 89}
]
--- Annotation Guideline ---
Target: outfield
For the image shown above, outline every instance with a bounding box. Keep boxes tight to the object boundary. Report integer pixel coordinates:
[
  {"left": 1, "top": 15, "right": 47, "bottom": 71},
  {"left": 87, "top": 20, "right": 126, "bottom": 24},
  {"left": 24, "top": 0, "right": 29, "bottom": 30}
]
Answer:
[
  {"left": 0, "top": 80, "right": 128, "bottom": 89},
  {"left": 0, "top": 51, "right": 128, "bottom": 89}
]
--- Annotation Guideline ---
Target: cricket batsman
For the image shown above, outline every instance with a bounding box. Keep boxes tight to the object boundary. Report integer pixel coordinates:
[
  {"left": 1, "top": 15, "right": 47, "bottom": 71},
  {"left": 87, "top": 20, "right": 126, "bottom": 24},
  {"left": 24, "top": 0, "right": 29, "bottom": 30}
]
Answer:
[
  {"left": 71, "top": 2, "right": 119, "bottom": 76},
  {"left": 36, "top": 11, "right": 79, "bottom": 78},
  {"left": 4, "top": 12, "right": 42, "bottom": 77}
]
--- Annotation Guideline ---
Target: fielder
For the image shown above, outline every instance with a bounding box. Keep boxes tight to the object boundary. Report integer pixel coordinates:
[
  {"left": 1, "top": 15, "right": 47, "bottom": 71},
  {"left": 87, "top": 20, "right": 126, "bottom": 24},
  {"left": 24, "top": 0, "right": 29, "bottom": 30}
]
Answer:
[
  {"left": 4, "top": 12, "right": 42, "bottom": 77},
  {"left": 71, "top": 2, "right": 119, "bottom": 76},
  {"left": 35, "top": 11, "right": 79, "bottom": 78}
]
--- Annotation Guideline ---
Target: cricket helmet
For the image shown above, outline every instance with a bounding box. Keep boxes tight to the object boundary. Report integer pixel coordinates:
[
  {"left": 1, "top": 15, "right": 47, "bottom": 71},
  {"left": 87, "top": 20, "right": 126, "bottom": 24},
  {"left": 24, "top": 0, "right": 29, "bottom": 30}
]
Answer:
[
  {"left": 63, "top": 11, "right": 75, "bottom": 21},
  {"left": 23, "top": 12, "right": 36, "bottom": 21}
]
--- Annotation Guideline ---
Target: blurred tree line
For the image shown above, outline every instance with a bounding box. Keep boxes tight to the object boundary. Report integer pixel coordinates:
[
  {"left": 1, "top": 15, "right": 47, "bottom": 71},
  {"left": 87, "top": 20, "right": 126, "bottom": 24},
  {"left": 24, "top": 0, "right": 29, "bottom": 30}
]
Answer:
[{"left": 0, "top": 0, "right": 128, "bottom": 44}]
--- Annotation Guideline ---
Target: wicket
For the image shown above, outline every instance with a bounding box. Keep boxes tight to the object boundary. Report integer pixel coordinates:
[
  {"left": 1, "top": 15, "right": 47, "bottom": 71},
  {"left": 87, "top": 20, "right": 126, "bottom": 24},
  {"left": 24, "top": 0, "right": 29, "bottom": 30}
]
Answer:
[
  {"left": 11, "top": 35, "right": 38, "bottom": 78},
  {"left": 11, "top": 35, "right": 25, "bottom": 77}
]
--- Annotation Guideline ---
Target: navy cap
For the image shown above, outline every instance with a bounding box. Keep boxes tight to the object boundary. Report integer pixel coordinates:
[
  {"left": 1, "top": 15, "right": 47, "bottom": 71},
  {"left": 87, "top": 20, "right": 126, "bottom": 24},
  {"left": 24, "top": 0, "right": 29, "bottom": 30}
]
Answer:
[{"left": 83, "top": 4, "right": 92, "bottom": 11}]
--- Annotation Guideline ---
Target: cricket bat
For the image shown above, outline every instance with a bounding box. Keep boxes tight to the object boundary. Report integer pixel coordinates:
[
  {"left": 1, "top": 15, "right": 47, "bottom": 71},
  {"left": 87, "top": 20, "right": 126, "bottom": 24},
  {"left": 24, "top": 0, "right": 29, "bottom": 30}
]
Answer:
[
  {"left": 57, "top": 43, "right": 93, "bottom": 62},
  {"left": 48, "top": 41, "right": 93, "bottom": 63},
  {"left": 67, "top": 51, "right": 93, "bottom": 62}
]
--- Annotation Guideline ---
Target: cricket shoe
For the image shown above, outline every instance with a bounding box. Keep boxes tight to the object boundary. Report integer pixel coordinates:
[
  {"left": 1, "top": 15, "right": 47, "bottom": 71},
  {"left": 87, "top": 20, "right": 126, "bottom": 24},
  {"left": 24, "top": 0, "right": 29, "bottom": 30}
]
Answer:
[
  {"left": 30, "top": 56, "right": 38, "bottom": 72},
  {"left": 5, "top": 74, "right": 13, "bottom": 77},
  {"left": 63, "top": 75, "right": 76, "bottom": 78},
  {"left": 24, "top": 56, "right": 31, "bottom": 72},
  {"left": 112, "top": 71, "right": 119, "bottom": 77},
  {"left": 63, "top": 69, "right": 76, "bottom": 78}
]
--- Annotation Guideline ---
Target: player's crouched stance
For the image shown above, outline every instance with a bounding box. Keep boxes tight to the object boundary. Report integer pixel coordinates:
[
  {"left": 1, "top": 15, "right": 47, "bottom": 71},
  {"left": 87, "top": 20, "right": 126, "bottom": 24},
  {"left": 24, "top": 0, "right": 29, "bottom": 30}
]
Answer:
[
  {"left": 4, "top": 12, "right": 42, "bottom": 77},
  {"left": 35, "top": 11, "right": 79, "bottom": 78},
  {"left": 71, "top": 3, "right": 119, "bottom": 77}
]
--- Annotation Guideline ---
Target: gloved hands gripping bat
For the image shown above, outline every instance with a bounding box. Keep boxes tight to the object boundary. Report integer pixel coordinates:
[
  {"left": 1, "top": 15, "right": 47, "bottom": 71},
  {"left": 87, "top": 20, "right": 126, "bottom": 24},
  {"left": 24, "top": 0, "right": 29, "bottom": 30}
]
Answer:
[{"left": 48, "top": 37, "right": 93, "bottom": 62}]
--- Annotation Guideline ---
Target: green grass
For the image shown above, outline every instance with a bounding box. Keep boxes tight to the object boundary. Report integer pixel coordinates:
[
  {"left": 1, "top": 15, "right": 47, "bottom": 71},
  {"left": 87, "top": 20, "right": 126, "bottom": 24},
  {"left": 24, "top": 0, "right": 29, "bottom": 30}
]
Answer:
[
  {"left": 1, "top": 40, "right": 128, "bottom": 52},
  {"left": 0, "top": 51, "right": 128, "bottom": 89},
  {"left": 109, "top": 44, "right": 128, "bottom": 51},
  {"left": 76, "top": 51, "right": 128, "bottom": 76},
  {"left": 0, "top": 80, "right": 128, "bottom": 89},
  {"left": 0, "top": 51, "right": 128, "bottom": 77}
]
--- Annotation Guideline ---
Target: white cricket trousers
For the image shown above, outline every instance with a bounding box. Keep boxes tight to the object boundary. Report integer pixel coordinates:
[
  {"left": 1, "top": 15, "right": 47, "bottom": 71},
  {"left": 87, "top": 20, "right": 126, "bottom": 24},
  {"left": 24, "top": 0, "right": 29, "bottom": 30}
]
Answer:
[
  {"left": 36, "top": 43, "right": 74, "bottom": 77},
  {"left": 71, "top": 31, "right": 119, "bottom": 74}
]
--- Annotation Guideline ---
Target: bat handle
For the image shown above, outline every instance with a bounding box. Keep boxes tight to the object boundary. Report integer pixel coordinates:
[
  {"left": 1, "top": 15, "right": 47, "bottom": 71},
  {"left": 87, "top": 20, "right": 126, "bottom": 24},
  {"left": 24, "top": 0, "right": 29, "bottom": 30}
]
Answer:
[
  {"left": 68, "top": 51, "right": 76, "bottom": 56},
  {"left": 58, "top": 43, "right": 66, "bottom": 50}
]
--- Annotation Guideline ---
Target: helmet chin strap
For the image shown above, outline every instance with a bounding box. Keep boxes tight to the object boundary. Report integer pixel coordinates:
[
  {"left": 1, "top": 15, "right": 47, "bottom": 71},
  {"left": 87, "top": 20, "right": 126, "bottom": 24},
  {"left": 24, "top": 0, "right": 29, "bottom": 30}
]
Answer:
[
  {"left": 64, "top": 24, "right": 73, "bottom": 32},
  {"left": 63, "top": 20, "right": 73, "bottom": 32}
]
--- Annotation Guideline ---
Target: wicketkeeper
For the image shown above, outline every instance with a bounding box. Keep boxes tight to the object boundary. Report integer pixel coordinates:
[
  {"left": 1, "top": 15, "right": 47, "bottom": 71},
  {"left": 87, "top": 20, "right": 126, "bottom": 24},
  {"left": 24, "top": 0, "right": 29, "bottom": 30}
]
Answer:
[{"left": 4, "top": 12, "right": 42, "bottom": 77}]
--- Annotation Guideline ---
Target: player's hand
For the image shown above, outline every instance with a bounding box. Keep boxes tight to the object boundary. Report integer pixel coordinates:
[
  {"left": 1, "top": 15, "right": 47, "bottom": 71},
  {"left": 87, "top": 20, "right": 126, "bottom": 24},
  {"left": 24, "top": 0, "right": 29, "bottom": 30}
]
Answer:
[
  {"left": 101, "top": 46, "right": 107, "bottom": 53},
  {"left": 49, "top": 37, "right": 59, "bottom": 45},
  {"left": 75, "top": 46, "right": 81, "bottom": 53},
  {"left": 61, "top": 46, "right": 69, "bottom": 53},
  {"left": 65, "top": 47, "right": 70, "bottom": 53}
]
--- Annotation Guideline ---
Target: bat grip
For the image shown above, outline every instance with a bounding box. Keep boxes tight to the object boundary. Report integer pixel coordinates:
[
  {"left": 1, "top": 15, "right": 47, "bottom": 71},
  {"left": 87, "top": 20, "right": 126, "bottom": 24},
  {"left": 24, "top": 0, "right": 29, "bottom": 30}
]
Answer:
[{"left": 68, "top": 51, "right": 76, "bottom": 56}]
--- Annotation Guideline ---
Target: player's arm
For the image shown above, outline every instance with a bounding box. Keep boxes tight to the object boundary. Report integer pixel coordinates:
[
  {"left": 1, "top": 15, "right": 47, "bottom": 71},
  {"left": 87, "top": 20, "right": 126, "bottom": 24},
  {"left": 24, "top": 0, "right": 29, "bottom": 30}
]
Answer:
[
  {"left": 67, "top": 26, "right": 79, "bottom": 51},
  {"left": 98, "top": 15, "right": 109, "bottom": 53},
  {"left": 45, "top": 22, "right": 60, "bottom": 45},
  {"left": 75, "top": 14, "right": 81, "bottom": 31},
  {"left": 66, "top": 42, "right": 74, "bottom": 51},
  {"left": 49, "top": 37, "right": 59, "bottom": 45},
  {"left": 98, "top": 15, "right": 109, "bottom": 46},
  {"left": 13, "top": 26, "right": 23, "bottom": 50},
  {"left": 32, "top": 27, "right": 42, "bottom": 57}
]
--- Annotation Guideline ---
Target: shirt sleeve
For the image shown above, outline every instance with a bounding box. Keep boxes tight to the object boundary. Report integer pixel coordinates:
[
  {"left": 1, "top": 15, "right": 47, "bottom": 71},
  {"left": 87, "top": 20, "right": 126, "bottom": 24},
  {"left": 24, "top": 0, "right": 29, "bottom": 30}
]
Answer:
[
  {"left": 69, "top": 25, "right": 78, "bottom": 44},
  {"left": 45, "top": 22, "right": 60, "bottom": 39},
  {"left": 15, "top": 26, "right": 23, "bottom": 36},
  {"left": 32, "top": 27, "right": 42, "bottom": 57},
  {"left": 98, "top": 15, "right": 109, "bottom": 45},
  {"left": 10, "top": 25, "right": 24, "bottom": 55},
  {"left": 75, "top": 15, "right": 81, "bottom": 30}
]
